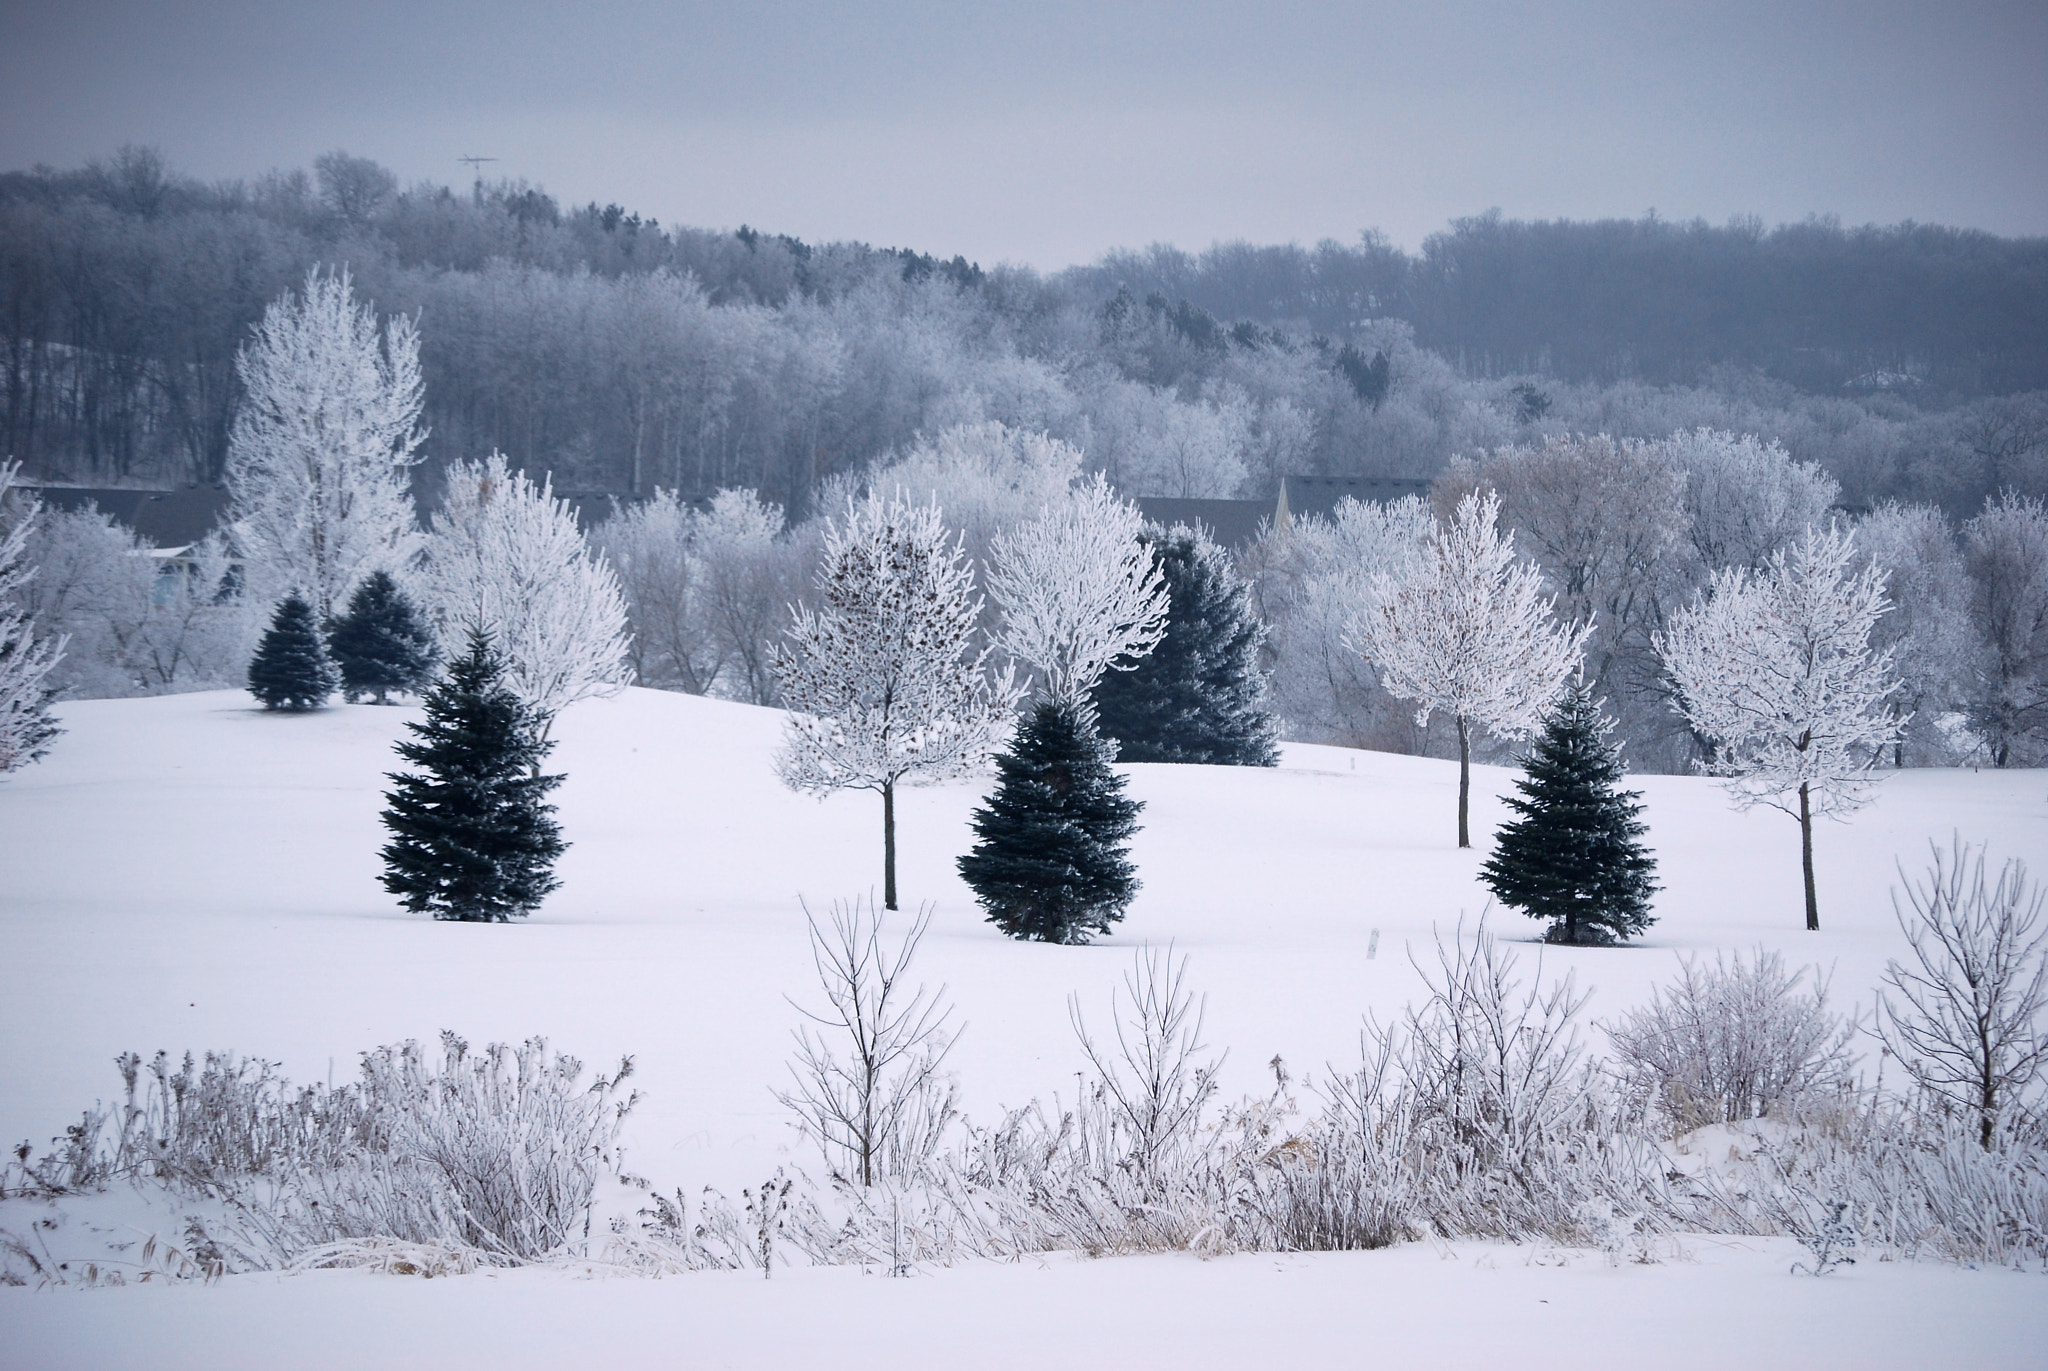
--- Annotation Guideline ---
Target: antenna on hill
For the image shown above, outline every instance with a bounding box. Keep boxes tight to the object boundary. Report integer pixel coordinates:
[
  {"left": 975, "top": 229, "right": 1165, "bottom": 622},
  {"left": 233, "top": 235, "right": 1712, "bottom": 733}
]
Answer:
[{"left": 457, "top": 155, "right": 498, "bottom": 198}]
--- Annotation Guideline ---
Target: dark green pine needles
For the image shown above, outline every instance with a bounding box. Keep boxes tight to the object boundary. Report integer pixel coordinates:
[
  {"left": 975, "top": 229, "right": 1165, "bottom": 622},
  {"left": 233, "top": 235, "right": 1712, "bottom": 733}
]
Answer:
[
  {"left": 247, "top": 593, "right": 340, "bottom": 711},
  {"left": 1481, "top": 680, "right": 1658, "bottom": 945},
  {"left": 379, "top": 629, "right": 566, "bottom": 922},
  {"left": 328, "top": 571, "right": 437, "bottom": 704},
  {"left": 1089, "top": 525, "right": 1279, "bottom": 766},
  {"left": 959, "top": 699, "right": 1143, "bottom": 943}
]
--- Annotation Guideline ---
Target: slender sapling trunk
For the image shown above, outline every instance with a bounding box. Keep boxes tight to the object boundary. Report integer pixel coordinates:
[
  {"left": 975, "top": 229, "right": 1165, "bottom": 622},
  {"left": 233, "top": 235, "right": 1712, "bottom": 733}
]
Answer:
[
  {"left": 883, "top": 780, "right": 898, "bottom": 911},
  {"left": 1456, "top": 714, "right": 1472, "bottom": 849},
  {"left": 1799, "top": 780, "right": 1819, "bottom": 931}
]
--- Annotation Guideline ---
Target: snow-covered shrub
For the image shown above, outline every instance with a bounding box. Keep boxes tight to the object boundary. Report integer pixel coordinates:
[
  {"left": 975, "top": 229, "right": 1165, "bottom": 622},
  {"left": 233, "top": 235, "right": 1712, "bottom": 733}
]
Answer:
[
  {"left": 3, "top": 1033, "right": 636, "bottom": 1270},
  {"left": 1607, "top": 948, "right": 1856, "bottom": 1130}
]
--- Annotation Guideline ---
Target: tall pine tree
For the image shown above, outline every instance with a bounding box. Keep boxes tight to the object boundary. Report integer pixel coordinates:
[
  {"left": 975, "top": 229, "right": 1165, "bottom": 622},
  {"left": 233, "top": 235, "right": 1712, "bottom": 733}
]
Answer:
[
  {"left": 1090, "top": 525, "right": 1279, "bottom": 766},
  {"left": 1481, "top": 680, "right": 1658, "bottom": 945},
  {"left": 959, "top": 699, "right": 1142, "bottom": 943},
  {"left": 379, "top": 629, "right": 566, "bottom": 922},
  {"left": 328, "top": 570, "right": 437, "bottom": 704},
  {"left": 247, "top": 594, "right": 340, "bottom": 711}
]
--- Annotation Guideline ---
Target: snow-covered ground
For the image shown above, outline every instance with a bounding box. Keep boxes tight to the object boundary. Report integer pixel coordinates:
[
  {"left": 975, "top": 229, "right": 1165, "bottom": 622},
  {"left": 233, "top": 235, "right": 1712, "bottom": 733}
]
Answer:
[{"left": 3, "top": 687, "right": 2044, "bottom": 1368}]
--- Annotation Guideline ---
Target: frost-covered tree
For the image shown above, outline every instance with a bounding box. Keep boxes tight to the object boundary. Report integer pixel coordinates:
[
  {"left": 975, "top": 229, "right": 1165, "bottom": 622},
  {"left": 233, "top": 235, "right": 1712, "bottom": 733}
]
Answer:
[
  {"left": 1666, "top": 428, "right": 1840, "bottom": 574},
  {"left": 1090, "top": 524, "right": 1279, "bottom": 767},
  {"left": 774, "top": 493, "right": 1018, "bottom": 909},
  {"left": 1450, "top": 435, "right": 1693, "bottom": 763},
  {"left": 16, "top": 507, "right": 250, "bottom": 699},
  {"left": 1481, "top": 680, "right": 1657, "bottom": 945},
  {"left": 690, "top": 488, "right": 806, "bottom": 707},
  {"left": 246, "top": 594, "right": 339, "bottom": 711},
  {"left": 327, "top": 570, "right": 437, "bottom": 704},
  {"left": 1855, "top": 502, "right": 1979, "bottom": 765},
  {"left": 1963, "top": 492, "right": 2048, "bottom": 767},
  {"left": 226, "top": 267, "right": 426, "bottom": 620},
  {"left": 1251, "top": 493, "right": 1433, "bottom": 748},
  {"left": 1877, "top": 838, "right": 2048, "bottom": 1150},
  {"left": 594, "top": 488, "right": 720, "bottom": 695},
  {"left": 379, "top": 628, "right": 566, "bottom": 922},
  {"left": 1351, "top": 491, "right": 1590, "bottom": 847},
  {"left": 988, "top": 474, "right": 1168, "bottom": 707},
  {"left": 0, "top": 465, "right": 64, "bottom": 770},
  {"left": 422, "top": 454, "right": 632, "bottom": 734},
  {"left": 1658, "top": 525, "right": 1905, "bottom": 930}
]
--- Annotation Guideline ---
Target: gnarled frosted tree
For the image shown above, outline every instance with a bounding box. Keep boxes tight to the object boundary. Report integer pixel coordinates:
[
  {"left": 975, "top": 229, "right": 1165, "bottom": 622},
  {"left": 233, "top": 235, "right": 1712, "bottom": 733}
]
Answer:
[
  {"left": 1657, "top": 524, "right": 1904, "bottom": 930},
  {"left": 774, "top": 493, "right": 1018, "bottom": 909},
  {"left": 987, "top": 473, "right": 1168, "bottom": 707},
  {"left": 0, "top": 463, "right": 65, "bottom": 771},
  {"left": 422, "top": 454, "right": 631, "bottom": 734},
  {"left": 1350, "top": 491, "right": 1590, "bottom": 847},
  {"left": 226, "top": 267, "right": 426, "bottom": 619}
]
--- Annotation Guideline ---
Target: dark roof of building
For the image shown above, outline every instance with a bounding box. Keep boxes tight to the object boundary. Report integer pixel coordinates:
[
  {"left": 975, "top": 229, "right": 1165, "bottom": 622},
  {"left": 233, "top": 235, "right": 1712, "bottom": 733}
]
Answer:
[
  {"left": 1283, "top": 476, "right": 1432, "bottom": 519},
  {"left": 1132, "top": 497, "right": 1275, "bottom": 549},
  {"left": 1134, "top": 477, "right": 1434, "bottom": 549},
  {"left": 24, "top": 485, "right": 234, "bottom": 549}
]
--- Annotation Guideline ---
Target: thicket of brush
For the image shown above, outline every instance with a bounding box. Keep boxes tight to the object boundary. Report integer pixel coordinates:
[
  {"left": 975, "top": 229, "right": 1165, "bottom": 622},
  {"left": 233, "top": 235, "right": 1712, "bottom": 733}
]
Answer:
[{"left": 7, "top": 844, "right": 2043, "bottom": 1285}]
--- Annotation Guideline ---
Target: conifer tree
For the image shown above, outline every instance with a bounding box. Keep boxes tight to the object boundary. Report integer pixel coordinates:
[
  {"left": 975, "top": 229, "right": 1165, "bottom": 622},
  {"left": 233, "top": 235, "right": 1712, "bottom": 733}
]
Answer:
[
  {"left": 379, "top": 629, "right": 566, "bottom": 922},
  {"left": 959, "top": 699, "right": 1142, "bottom": 943},
  {"left": 247, "top": 594, "right": 339, "bottom": 711},
  {"left": 328, "top": 570, "right": 437, "bottom": 704},
  {"left": 1090, "top": 525, "right": 1279, "bottom": 766},
  {"left": 1481, "top": 680, "right": 1658, "bottom": 945}
]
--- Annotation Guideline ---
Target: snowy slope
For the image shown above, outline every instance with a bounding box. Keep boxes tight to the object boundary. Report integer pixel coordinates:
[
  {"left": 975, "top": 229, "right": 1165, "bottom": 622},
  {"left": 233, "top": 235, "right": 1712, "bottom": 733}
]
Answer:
[{"left": 2, "top": 686, "right": 2044, "bottom": 1368}]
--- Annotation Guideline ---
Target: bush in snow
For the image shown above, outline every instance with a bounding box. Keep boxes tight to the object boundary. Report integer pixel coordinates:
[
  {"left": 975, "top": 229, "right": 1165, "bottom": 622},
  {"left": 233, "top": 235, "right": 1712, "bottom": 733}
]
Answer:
[
  {"left": 1481, "top": 679, "right": 1658, "bottom": 945},
  {"left": 959, "top": 698, "right": 1144, "bottom": 943},
  {"left": 327, "top": 570, "right": 437, "bottom": 704},
  {"left": 245, "top": 594, "right": 339, "bottom": 711},
  {"left": 3, "top": 1033, "right": 636, "bottom": 1274},
  {"left": 1089, "top": 523, "right": 1279, "bottom": 768},
  {"left": 1605, "top": 948, "right": 1856, "bottom": 1130},
  {"left": 379, "top": 629, "right": 566, "bottom": 922}
]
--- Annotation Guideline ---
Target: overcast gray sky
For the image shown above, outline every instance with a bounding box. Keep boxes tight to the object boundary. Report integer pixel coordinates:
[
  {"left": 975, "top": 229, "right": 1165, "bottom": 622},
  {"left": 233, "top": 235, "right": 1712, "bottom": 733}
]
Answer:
[{"left": 4, "top": 1, "right": 2043, "bottom": 268}]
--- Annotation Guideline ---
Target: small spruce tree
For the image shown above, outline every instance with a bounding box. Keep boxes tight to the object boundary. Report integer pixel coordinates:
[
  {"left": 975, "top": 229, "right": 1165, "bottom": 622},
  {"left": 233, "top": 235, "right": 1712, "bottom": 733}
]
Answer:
[
  {"left": 1481, "top": 680, "right": 1658, "bottom": 945},
  {"left": 1090, "top": 525, "right": 1279, "bottom": 766},
  {"left": 247, "top": 593, "right": 340, "bottom": 711},
  {"left": 959, "top": 699, "right": 1143, "bottom": 943},
  {"left": 379, "top": 628, "right": 567, "bottom": 922},
  {"left": 328, "top": 570, "right": 437, "bottom": 704}
]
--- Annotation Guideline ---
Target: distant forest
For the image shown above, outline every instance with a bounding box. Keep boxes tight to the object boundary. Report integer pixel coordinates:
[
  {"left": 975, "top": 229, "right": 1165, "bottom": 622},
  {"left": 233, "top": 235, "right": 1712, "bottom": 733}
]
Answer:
[{"left": 5, "top": 146, "right": 2046, "bottom": 517}]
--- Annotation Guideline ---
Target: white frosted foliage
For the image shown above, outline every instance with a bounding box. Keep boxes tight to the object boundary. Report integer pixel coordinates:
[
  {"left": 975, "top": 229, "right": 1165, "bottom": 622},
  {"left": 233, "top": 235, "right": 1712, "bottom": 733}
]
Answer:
[
  {"left": 423, "top": 453, "right": 632, "bottom": 724},
  {"left": 988, "top": 473, "right": 1168, "bottom": 707},
  {"left": 226, "top": 267, "right": 426, "bottom": 619},
  {"left": 774, "top": 493, "right": 1017, "bottom": 906}
]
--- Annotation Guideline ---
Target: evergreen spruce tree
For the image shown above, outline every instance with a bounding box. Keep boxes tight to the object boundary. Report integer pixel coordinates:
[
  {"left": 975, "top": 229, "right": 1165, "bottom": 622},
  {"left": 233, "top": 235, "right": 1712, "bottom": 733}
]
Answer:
[
  {"left": 379, "top": 629, "right": 566, "bottom": 922},
  {"left": 1481, "top": 680, "right": 1658, "bottom": 945},
  {"left": 959, "top": 699, "right": 1142, "bottom": 943},
  {"left": 247, "top": 594, "right": 340, "bottom": 711},
  {"left": 1089, "top": 525, "right": 1279, "bottom": 766},
  {"left": 328, "top": 570, "right": 437, "bottom": 704}
]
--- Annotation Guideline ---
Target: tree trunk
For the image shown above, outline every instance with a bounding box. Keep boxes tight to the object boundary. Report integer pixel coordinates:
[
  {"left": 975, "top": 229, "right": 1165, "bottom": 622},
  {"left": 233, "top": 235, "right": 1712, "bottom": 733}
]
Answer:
[
  {"left": 883, "top": 780, "right": 898, "bottom": 911},
  {"left": 1799, "top": 780, "right": 1819, "bottom": 931},
  {"left": 1456, "top": 714, "right": 1471, "bottom": 849}
]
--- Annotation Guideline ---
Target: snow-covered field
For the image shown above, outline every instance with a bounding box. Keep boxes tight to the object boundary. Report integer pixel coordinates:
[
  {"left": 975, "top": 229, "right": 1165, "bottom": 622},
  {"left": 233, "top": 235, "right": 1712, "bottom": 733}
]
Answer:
[{"left": 3, "top": 686, "right": 2044, "bottom": 1369}]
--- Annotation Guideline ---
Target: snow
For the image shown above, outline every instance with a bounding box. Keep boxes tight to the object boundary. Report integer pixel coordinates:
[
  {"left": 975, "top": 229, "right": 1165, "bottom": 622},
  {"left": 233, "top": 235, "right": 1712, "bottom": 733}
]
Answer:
[{"left": 3, "top": 686, "right": 2045, "bottom": 1366}]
